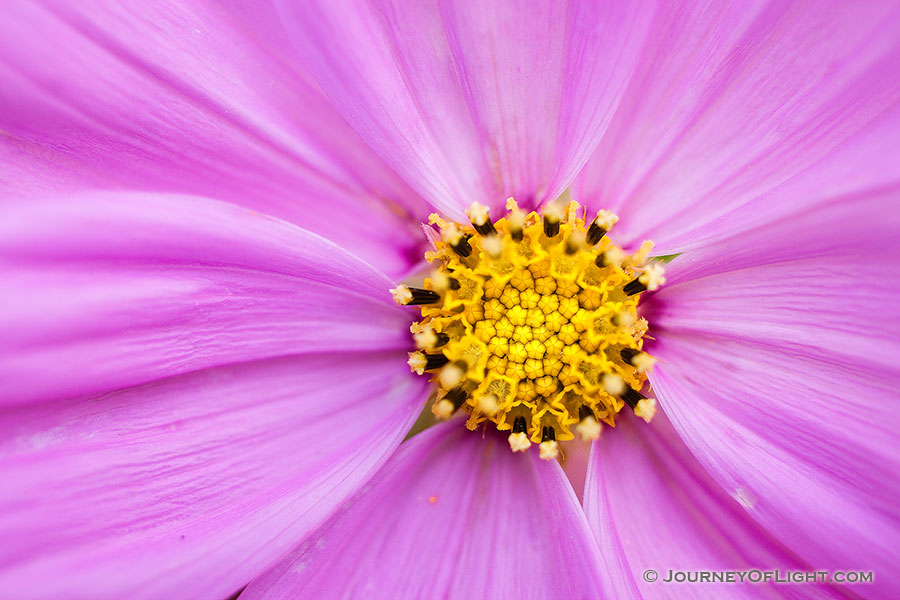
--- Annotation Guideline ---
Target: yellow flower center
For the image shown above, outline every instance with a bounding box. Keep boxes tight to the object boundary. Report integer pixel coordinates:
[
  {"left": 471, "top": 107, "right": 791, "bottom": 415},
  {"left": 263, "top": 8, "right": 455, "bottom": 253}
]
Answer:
[{"left": 392, "top": 198, "right": 664, "bottom": 459}]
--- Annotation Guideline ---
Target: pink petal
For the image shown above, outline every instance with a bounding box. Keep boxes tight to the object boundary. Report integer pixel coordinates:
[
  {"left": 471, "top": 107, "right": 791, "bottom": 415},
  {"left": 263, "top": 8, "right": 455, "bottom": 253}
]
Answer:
[
  {"left": 573, "top": 1, "right": 900, "bottom": 253},
  {"left": 0, "top": 192, "right": 412, "bottom": 406},
  {"left": 0, "top": 352, "right": 426, "bottom": 599},
  {"left": 242, "top": 422, "right": 606, "bottom": 599},
  {"left": 0, "top": 0, "right": 427, "bottom": 275},
  {"left": 641, "top": 190, "right": 900, "bottom": 596},
  {"left": 585, "top": 413, "right": 854, "bottom": 599},
  {"left": 277, "top": 0, "right": 654, "bottom": 219}
]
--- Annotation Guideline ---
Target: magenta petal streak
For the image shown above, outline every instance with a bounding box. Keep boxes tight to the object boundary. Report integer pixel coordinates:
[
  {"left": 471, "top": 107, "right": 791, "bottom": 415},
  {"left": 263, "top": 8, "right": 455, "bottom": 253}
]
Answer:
[
  {"left": 277, "top": 0, "right": 654, "bottom": 219},
  {"left": 0, "top": 192, "right": 415, "bottom": 406},
  {"left": 585, "top": 414, "right": 853, "bottom": 600},
  {"left": 0, "top": 0, "right": 427, "bottom": 276},
  {"left": 573, "top": 0, "right": 900, "bottom": 254},
  {"left": 0, "top": 352, "right": 427, "bottom": 600},
  {"left": 242, "top": 422, "right": 607, "bottom": 600},
  {"left": 644, "top": 189, "right": 900, "bottom": 597}
]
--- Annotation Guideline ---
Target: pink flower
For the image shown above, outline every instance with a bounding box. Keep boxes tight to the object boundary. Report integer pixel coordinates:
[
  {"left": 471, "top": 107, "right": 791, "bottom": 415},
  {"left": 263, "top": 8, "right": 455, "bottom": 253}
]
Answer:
[{"left": 1, "top": 1, "right": 898, "bottom": 599}]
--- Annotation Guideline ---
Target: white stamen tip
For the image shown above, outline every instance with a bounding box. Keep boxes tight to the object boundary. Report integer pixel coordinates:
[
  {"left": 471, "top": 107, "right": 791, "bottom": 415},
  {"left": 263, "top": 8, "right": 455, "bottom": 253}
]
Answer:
[
  {"left": 632, "top": 352, "right": 657, "bottom": 373},
  {"left": 639, "top": 262, "right": 666, "bottom": 291},
  {"left": 603, "top": 373, "right": 626, "bottom": 397},
  {"left": 576, "top": 416, "right": 602, "bottom": 442},
  {"left": 438, "top": 363, "right": 465, "bottom": 388},
  {"left": 508, "top": 432, "right": 532, "bottom": 452},
  {"left": 634, "top": 397, "right": 658, "bottom": 422},
  {"left": 466, "top": 201, "right": 491, "bottom": 225},
  {"left": 441, "top": 223, "right": 463, "bottom": 245},
  {"left": 413, "top": 327, "right": 438, "bottom": 350},
  {"left": 539, "top": 440, "right": 560, "bottom": 460},
  {"left": 603, "top": 246, "right": 625, "bottom": 267},
  {"left": 507, "top": 209, "right": 525, "bottom": 233},
  {"left": 481, "top": 235, "right": 503, "bottom": 258},
  {"left": 594, "top": 209, "right": 619, "bottom": 230},
  {"left": 476, "top": 393, "right": 500, "bottom": 416},
  {"left": 542, "top": 202, "right": 564, "bottom": 222},
  {"left": 614, "top": 311, "right": 636, "bottom": 328},
  {"left": 432, "top": 399, "right": 455, "bottom": 420},
  {"left": 390, "top": 285, "right": 412, "bottom": 305},
  {"left": 566, "top": 230, "right": 586, "bottom": 252},
  {"left": 407, "top": 352, "right": 427, "bottom": 375}
]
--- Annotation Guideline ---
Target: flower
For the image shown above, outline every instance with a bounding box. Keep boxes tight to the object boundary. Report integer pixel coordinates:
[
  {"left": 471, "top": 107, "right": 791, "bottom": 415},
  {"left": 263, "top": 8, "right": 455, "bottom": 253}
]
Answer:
[{"left": 1, "top": 2, "right": 898, "bottom": 600}]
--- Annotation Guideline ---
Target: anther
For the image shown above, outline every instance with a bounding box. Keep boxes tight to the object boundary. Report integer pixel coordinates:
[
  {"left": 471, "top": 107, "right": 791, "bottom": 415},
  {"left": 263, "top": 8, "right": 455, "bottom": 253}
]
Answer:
[
  {"left": 391, "top": 285, "right": 440, "bottom": 306},
  {"left": 438, "top": 361, "right": 466, "bottom": 388},
  {"left": 481, "top": 234, "right": 503, "bottom": 259},
  {"left": 539, "top": 426, "right": 559, "bottom": 460},
  {"left": 602, "top": 373, "right": 626, "bottom": 397},
  {"left": 441, "top": 223, "right": 473, "bottom": 257},
  {"left": 476, "top": 393, "right": 500, "bottom": 416},
  {"left": 576, "top": 414, "right": 602, "bottom": 442},
  {"left": 541, "top": 426, "right": 556, "bottom": 443},
  {"left": 623, "top": 278, "right": 648, "bottom": 296},
  {"left": 408, "top": 351, "right": 449, "bottom": 375},
  {"left": 595, "top": 246, "right": 625, "bottom": 268},
  {"left": 433, "top": 387, "right": 468, "bottom": 420},
  {"left": 542, "top": 203, "right": 564, "bottom": 238},
  {"left": 625, "top": 262, "right": 666, "bottom": 295},
  {"left": 564, "top": 230, "right": 585, "bottom": 255},
  {"left": 633, "top": 396, "right": 657, "bottom": 422},
  {"left": 508, "top": 416, "right": 532, "bottom": 452},
  {"left": 620, "top": 348, "right": 639, "bottom": 364},
  {"left": 508, "top": 210, "right": 525, "bottom": 242},
  {"left": 586, "top": 210, "right": 618, "bottom": 245},
  {"left": 611, "top": 311, "right": 636, "bottom": 328},
  {"left": 414, "top": 327, "right": 450, "bottom": 350},
  {"left": 430, "top": 271, "right": 460, "bottom": 292},
  {"left": 620, "top": 348, "right": 656, "bottom": 372},
  {"left": 466, "top": 202, "right": 497, "bottom": 236},
  {"left": 620, "top": 386, "right": 645, "bottom": 410}
]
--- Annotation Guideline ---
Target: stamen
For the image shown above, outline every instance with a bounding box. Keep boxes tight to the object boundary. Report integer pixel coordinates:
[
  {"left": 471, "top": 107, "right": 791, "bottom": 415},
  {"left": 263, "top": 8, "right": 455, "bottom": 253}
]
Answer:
[
  {"left": 476, "top": 393, "right": 500, "bottom": 416},
  {"left": 565, "top": 230, "right": 586, "bottom": 255},
  {"left": 414, "top": 327, "right": 450, "bottom": 350},
  {"left": 539, "top": 426, "right": 559, "bottom": 460},
  {"left": 438, "top": 361, "right": 466, "bottom": 388},
  {"left": 508, "top": 415, "right": 532, "bottom": 452},
  {"left": 430, "top": 271, "right": 460, "bottom": 292},
  {"left": 466, "top": 202, "right": 497, "bottom": 236},
  {"left": 408, "top": 351, "right": 449, "bottom": 374},
  {"left": 542, "top": 203, "right": 564, "bottom": 238},
  {"left": 619, "top": 348, "right": 656, "bottom": 372},
  {"left": 603, "top": 373, "right": 626, "bottom": 397},
  {"left": 481, "top": 235, "right": 504, "bottom": 259},
  {"left": 576, "top": 415, "right": 602, "bottom": 442},
  {"left": 634, "top": 397, "right": 657, "bottom": 423},
  {"left": 595, "top": 246, "right": 625, "bottom": 268},
  {"left": 432, "top": 387, "right": 468, "bottom": 420},
  {"left": 620, "top": 386, "right": 645, "bottom": 410},
  {"left": 390, "top": 285, "right": 440, "bottom": 306},
  {"left": 441, "top": 223, "right": 473, "bottom": 257},
  {"left": 623, "top": 278, "right": 647, "bottom": 296},
  {"left": 624, "top": 262, "right": 666, "bottom": 295},
  {"left": 586, "top": 210, "right": 619, "bottom": 245}
]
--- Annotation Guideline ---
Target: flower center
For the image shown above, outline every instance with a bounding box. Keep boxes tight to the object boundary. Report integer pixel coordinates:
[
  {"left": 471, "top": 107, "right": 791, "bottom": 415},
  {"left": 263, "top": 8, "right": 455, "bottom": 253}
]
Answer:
[{"left": 392, "top": 199, "right": 664, "bottom": 459}]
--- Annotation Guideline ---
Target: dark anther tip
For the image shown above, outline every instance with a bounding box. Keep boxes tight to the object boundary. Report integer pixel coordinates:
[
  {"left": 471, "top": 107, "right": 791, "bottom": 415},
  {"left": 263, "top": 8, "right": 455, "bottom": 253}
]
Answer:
[{"left": 623, "top": 278, "right": 647, "bottom": 296}]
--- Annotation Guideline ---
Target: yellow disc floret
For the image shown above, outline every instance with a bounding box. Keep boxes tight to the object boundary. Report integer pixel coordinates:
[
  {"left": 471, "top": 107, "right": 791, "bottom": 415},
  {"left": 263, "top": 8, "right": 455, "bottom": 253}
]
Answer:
[{"left": 391, "top": 198, "right": 664, "bottom": 458}]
